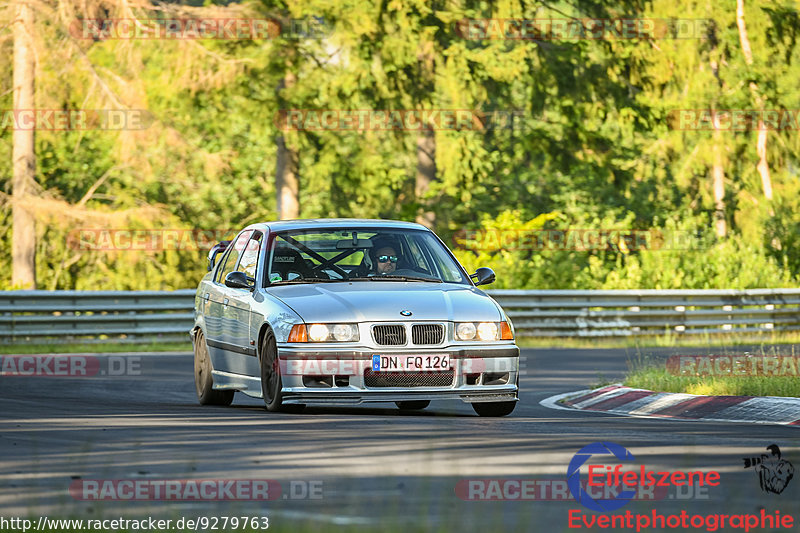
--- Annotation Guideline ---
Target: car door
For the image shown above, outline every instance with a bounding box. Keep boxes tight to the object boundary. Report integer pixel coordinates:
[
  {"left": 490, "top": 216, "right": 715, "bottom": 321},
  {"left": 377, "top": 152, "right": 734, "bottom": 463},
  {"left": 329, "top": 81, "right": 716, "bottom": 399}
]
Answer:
[
  {"left": 221, "top": 230, "right": 263, "bottom": 375},
  {"left": 205, "top": 229, "right": 252, "bottom": 373}
]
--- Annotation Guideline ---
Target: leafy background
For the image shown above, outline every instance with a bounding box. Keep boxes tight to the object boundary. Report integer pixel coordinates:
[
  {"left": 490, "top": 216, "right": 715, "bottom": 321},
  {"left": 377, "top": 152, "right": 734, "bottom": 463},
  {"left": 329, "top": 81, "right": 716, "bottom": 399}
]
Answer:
[{"left": 1, "top": 0, "right": 799, "bottom": 290}]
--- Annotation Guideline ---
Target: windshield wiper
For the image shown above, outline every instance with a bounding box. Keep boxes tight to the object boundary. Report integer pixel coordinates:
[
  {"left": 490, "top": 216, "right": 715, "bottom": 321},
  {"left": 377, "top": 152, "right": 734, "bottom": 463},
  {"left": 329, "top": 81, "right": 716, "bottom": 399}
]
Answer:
[
  {"left": 269, "top": 277, "right": 342, "bottom": 285},
  {"left": 361, "top": 275, "right": 442, "bottom": 283}
]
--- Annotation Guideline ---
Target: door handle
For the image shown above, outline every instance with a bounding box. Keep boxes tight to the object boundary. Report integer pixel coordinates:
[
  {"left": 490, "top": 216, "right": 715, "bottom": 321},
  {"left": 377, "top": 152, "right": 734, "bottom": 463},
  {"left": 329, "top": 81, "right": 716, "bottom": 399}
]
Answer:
[
  {"left": 204, "top": 293, "right": 210, "bottom": 301},
  {"left": 223, "top": 298, "right": 229, "bottom": 306}
]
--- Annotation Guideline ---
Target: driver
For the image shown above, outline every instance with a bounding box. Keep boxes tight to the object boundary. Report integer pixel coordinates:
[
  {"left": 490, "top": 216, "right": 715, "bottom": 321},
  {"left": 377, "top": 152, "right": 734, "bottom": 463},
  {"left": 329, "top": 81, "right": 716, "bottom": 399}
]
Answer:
[{"left": 370, "top": 239, "right": 401, "bottom": 275}]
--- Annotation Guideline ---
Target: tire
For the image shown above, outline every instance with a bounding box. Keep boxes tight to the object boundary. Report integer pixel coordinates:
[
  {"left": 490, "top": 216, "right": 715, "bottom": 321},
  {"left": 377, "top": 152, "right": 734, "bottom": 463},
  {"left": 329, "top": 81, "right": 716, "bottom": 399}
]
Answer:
[
  {"left": 259, "top": 329, "right": 305, "bottom": 413},
  {"left": 194, "top": 330, "right": 234, "bottom": 406},
  {"left": 260, "top": 329, "right": 284, "bottom": 412},
  {"left": 395, "top": 400, "right": 430, "bottom": 410},
  {"left": 472, "top": 401, "right": 516, "bottom": 417}
]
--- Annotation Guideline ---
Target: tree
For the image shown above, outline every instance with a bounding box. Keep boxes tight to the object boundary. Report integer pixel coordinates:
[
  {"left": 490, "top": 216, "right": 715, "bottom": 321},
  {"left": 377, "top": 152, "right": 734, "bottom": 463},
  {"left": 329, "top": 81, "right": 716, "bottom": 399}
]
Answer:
[
  {"left": 737, "top": 0, "right": 773, "bottom": 208},
  {"left": 12, "top": 0, "right": 36, "bottom": 288},
  {"left": 413, "top": 19, "right": 436, "bottom": 228},
  {"left": 276, "top": 70, "right": 300, "bottom": 219},
  {"left": 2, "top": 0, "right": 277, "bottom": 289}
]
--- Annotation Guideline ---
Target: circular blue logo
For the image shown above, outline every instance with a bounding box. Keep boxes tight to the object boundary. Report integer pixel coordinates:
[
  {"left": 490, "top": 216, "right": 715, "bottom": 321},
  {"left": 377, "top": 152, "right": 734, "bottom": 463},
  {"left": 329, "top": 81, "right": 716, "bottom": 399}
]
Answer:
[
  {"left": 400, "top": 310, "right": 412, "bottom": 316},
  {"left": 567, "top": 442, "right": 637, "bottom": 512}
]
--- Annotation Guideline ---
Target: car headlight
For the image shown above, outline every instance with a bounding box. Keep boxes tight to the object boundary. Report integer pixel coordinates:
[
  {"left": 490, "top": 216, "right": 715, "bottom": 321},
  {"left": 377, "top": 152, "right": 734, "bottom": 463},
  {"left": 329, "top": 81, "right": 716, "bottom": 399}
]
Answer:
[
  {"left": 288, "top": 323, "right": 359, "bottom": 342},
  {"left": 456, "top": 322, "right": 477, "bottom": 340},
  {"left": 455, "top": 321, "right": 514, "bottom": 341},
  {"left": 308, "top": 324, "right": 330, "bottom": 342},
  {"left": 477, "top": 322, "right": 498, "bottom": 340},
  {"left": 333, "top": 324, "right": 357, "bottom": 341}
]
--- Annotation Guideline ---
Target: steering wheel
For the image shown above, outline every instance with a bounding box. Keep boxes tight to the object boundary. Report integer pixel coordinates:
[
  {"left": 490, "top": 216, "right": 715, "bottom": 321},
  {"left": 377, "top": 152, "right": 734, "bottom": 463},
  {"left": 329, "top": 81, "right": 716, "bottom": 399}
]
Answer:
[{"left": 390, "top": 268, "right": 436, "bottom": 279}]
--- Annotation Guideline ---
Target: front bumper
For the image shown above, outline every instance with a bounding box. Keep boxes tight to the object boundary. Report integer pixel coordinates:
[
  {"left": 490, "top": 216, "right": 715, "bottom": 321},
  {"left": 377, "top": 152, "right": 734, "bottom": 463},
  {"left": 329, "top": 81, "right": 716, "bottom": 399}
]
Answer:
[{"left": 276, "top": 343, "right": 519, "bottom": 405}]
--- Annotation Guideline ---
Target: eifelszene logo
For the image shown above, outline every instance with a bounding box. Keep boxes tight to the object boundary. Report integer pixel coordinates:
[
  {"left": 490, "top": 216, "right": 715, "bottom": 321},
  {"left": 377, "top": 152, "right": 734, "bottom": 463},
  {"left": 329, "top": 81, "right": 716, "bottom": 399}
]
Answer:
[
  {"left": 743, "top": 445, "right": 794, "bottom": 494},
  {"left": 568, "top": 442, "right": 637, "bottom": 512},
  {"left": 567, "top": 442, "right": 721, "bottom": 512}
]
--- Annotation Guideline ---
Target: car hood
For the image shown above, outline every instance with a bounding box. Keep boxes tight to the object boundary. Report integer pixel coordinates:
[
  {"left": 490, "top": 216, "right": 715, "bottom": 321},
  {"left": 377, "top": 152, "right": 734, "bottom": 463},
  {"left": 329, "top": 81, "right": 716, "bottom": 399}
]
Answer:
[{"left": 265, "top": 282, "right": 502, "bottom": 323}]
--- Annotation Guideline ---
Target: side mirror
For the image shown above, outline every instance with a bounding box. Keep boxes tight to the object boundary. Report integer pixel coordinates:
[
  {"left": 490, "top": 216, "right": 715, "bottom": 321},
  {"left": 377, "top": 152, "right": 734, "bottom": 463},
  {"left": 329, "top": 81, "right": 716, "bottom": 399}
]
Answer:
[
  {"left": 470, "top": 267, "right": 496, "bottom": 286},
  {"left": 208, "top": 240, "right": 231, "bottom": 272},
  {"left": 225, "top": 271, "right": 255, "bottom": 290}
]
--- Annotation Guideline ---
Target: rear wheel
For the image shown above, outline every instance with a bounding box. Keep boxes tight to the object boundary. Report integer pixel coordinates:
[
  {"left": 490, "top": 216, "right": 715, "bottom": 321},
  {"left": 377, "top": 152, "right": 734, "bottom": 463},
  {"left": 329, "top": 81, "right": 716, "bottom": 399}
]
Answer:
[
  {"left": 472, "top": 401, "right": 516, "bottom": 417},
  {"left": 395, "top": 400, "right": 430, "bottom": 411},
  {"left": 194, "top": 330, "right": 234, "bottom": 406}
]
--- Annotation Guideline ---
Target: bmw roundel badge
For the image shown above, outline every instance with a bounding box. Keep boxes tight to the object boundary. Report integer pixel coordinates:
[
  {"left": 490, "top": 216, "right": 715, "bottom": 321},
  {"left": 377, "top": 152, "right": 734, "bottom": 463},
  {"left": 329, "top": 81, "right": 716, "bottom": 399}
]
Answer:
[{"left": 400, "top": 310, "right": 412, "bottom": 316}]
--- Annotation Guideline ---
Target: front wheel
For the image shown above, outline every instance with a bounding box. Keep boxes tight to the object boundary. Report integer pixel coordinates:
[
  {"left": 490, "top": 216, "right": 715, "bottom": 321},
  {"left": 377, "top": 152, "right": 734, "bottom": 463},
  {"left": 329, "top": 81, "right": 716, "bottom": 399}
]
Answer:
[
  {"left": 260, "top": 330, "right": 284, "bottom": 412},
  {"left": 259, "top": 330, "right": 305, "bottom": 413},
  {"left": 194, "top": 330, "right": 234, "bottom": 406},
  {"left": 472, "top": 401, "right": 516, "bottom": 417}
]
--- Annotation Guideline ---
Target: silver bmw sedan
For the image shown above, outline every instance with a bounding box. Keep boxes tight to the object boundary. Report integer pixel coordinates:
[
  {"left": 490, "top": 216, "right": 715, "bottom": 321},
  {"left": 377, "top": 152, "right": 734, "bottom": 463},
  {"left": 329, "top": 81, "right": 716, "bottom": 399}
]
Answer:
[{"left": 191, "top": 219, "right": 519, "bottom": 416}]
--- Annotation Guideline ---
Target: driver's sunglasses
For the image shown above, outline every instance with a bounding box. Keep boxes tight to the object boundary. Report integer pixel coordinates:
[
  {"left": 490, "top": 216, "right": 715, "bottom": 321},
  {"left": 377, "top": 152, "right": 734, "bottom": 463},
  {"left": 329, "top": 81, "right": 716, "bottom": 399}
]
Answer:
[{"left": 377, "top": 255, "right": 398, "bottom": 264}]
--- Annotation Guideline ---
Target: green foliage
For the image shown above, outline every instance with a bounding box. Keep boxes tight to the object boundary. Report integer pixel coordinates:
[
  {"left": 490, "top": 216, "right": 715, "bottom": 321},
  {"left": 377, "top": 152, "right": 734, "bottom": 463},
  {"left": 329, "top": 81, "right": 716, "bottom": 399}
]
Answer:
[
  {"left": 453, "top": 209, "right": 798, "bottom": 289},
  {"left": 1, "top": 0, "right": 800, "bottom": 290}
]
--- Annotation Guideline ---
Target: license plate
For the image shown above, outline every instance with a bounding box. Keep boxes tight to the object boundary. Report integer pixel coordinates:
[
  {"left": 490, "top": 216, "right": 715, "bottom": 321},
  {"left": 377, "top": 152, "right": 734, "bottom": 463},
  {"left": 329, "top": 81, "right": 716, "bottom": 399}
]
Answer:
[{"left": 372, "top": 354, "right": 450, "bottom": 372}]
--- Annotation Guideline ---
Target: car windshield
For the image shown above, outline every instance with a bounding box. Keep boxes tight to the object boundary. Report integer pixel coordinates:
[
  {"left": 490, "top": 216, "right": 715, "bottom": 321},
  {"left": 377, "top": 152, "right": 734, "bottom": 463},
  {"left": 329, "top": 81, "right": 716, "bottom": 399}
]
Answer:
[{"left": 266, "top": 227, "right": 470, "bottom": 285}]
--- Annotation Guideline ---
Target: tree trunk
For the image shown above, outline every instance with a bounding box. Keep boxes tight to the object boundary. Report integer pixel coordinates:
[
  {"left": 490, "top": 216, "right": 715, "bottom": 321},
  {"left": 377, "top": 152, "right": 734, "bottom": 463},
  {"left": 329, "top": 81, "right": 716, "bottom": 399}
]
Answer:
[
  {"left": 415, "top": 129, "right": 436, "bottom": 228},
  {"left": 712, "top": 130, "right": 727, "bottom": 238},
  {"left": 275, "top": 133, "right": 299, "bottom": 220},
  {"left": 737, "top": 0, "right": 773, "bottom": 203},
  {"left": 413, "top": 39, "right": 437, "bottom": 229},
  {"left": 275, "top": 70, "right": 299, "bottom": 220},
  {"left": 12, "top": 0, "right": 36, "bottom": 289},
  {"left": 755, "top": 128, "right": 772, "bottom": 200},
  {"left": 736, "top": 0, "right": 754, "bottom": 64}
]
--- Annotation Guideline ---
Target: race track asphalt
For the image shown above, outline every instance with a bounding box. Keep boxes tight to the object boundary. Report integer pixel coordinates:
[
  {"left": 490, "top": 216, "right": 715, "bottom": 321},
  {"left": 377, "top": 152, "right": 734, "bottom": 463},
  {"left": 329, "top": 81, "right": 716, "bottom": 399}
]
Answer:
[{"left": 2, "top": 345, "right": 799, "bottom": 531}]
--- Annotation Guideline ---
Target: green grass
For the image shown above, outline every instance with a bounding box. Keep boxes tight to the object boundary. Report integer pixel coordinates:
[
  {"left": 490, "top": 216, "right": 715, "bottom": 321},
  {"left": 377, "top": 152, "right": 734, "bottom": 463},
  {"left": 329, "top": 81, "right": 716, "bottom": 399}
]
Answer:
[
  {"left": 624, "top": 366, "right": 800, "bottom": 397},
  {"left": 0, "top": 341, "right": 191, "bottom": 354},
  {"left": 624, "top": 345, "right": 800, "bottom": 397}
]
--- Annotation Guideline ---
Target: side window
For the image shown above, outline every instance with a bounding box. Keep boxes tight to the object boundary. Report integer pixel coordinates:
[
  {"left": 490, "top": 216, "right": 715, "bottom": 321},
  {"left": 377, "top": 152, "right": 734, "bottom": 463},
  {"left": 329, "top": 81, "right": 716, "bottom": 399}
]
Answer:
[
  {"left": 215, "top": 230, "right": 253, "bottom": 283},
  {"left": 235, "top": 232, "right": 262, "bottom": 278}
]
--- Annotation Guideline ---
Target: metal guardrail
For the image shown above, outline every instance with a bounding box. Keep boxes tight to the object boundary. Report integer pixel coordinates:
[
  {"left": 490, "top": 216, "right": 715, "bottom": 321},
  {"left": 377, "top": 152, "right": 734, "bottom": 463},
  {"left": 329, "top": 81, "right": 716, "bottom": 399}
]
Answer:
[
  {"left": 0, "top": 290, "right": 196, "bottom": 344},
  {"left": 1, "top": 289, "right": 799, "bottom": 343},
  {"left": 489, "top": 289, "right": 800, "bottom": 337}
]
